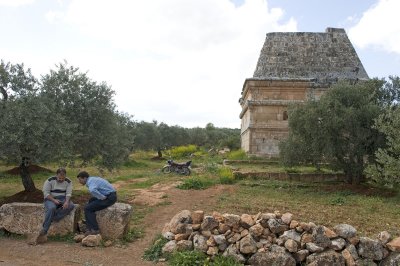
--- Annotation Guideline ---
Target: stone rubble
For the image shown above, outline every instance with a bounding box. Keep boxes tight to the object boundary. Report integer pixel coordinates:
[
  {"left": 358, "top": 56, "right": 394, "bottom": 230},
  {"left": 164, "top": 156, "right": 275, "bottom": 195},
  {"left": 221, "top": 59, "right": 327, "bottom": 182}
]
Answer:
[{"left": 161, "top": 210, "right": 400, "bottom": 265}]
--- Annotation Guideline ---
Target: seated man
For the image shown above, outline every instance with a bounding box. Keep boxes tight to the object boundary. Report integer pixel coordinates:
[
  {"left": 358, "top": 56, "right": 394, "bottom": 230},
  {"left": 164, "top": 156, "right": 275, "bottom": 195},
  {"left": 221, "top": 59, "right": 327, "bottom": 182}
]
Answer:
[
  {"left": 40, "top": 167, "right": 74, "bottom": 236},
  {"left": 77, "top": 171, "right": 117, "bottom": 236}
]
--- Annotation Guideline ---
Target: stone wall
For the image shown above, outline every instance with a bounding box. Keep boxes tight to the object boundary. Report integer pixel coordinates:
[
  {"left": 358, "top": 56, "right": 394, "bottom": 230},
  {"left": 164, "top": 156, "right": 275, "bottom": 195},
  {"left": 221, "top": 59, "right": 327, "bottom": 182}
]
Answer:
[
  {"left": 161, "top": 210, "right": 400, "bottom": 265},
  {"left": 232, "top": 171, "right": 345, "bottom": 183}
]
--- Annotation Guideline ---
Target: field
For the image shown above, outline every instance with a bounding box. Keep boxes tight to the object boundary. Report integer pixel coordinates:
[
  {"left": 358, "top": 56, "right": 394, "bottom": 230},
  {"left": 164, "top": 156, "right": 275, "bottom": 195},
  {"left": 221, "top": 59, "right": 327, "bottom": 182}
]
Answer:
[{"left": 0, "top": 151, "right": 399, "bottom": 265}]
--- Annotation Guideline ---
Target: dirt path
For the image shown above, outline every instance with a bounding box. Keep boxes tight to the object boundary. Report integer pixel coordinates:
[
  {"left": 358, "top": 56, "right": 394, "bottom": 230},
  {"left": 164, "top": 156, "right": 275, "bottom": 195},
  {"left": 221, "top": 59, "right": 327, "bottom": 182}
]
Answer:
[{"left": 0, "top": 183, "right": 235, "bottom": 266}]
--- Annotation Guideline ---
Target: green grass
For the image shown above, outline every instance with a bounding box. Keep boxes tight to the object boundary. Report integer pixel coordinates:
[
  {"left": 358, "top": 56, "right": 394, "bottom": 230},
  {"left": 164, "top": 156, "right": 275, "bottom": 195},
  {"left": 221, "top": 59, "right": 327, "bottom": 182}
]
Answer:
[
  {"left": 47, "top": 233, "right": 75, "bottom": 243},
  {"left": 167, "top": 251, "right": 243, "bottom": 266},
  {"left": 176, "top": 177, "right": 214, "bottom": 190},
  {"left": 215, "top": 179, "right": 400, "bottom": 237},
  {"left": 1, "top": 151, "right": 400, "bottom": 242},
  {"left": 143, "top": 234, "right": 169, "bottom": 261}
]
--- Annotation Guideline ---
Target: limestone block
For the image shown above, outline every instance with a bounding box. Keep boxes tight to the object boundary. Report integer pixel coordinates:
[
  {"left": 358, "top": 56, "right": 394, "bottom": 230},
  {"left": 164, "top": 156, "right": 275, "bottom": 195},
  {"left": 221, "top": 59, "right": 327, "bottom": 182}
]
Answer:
[
  {"left": 96, "top": 202, "right": 133, "bottom": 240},
  {"left": 0, "top": 203, "right": 80, "bottom": 236}
]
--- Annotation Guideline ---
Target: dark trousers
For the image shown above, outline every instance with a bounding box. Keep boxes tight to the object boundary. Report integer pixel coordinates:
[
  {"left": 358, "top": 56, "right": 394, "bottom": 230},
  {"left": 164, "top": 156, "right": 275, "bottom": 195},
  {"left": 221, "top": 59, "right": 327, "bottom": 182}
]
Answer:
[{"left": 84, "top": 192, "right": 117, "bottom": 231}]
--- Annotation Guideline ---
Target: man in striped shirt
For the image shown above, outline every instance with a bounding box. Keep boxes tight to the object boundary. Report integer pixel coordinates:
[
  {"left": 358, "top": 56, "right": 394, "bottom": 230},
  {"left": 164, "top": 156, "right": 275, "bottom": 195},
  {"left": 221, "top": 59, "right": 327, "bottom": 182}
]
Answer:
[
  {"left": 77, "top": 171, "right": 117, "bottom": 236},
  {"left": 39, "top": 168, "right": 75, "bottom": 236}
]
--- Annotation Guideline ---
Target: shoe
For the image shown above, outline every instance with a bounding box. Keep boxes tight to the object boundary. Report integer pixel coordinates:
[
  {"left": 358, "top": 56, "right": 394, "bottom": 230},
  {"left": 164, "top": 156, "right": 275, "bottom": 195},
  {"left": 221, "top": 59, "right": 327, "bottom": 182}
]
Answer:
[
  {"left": 84, "top": 229, "right": 100, "bottom": 236},
  {"left": 39, "top": 229, "right": 47, "bottom": 237}
]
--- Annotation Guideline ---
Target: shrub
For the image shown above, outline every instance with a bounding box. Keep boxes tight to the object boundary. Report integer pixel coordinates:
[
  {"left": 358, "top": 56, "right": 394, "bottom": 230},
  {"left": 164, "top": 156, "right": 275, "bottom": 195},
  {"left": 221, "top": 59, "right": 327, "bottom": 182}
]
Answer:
[
  {"left": 168, "top": 251, "right": 207, "bottom": 266},
  {"left": 227, "top": 149, "right": 247, "bottom": 160},
  {"left": 170, "top": 145, "right": 198, "bottom": 158},
  {"left": 204, "top": 161, "right": 219, "bottom": 174},
  {"left": 143, "top": 234, "right": 169, "bottom": 261},
  {"left": 176, "top": 177, "right": 213, "bottom": 190},
  {"left": 168, "top": 252, "right": 243, "bottom": 266},
  {"left": 206, "top": 255, "right": 243, "bottom": 266},
  {"left": 218, "top": 167, "right": 235, "bottom": 184}
]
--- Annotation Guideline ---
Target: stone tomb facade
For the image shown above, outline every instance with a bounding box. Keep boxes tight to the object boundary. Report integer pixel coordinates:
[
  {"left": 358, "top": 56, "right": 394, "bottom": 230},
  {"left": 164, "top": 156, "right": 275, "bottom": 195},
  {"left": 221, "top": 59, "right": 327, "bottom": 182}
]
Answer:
[{"left": 239, "top": 28, "right": 369, "bottom": 157}]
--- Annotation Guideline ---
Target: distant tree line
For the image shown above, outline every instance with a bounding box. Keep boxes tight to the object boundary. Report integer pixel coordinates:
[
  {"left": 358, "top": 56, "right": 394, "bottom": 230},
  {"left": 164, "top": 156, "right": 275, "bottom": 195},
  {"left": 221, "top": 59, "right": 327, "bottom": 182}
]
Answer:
[
  {"left": 0, "top": 59, "right": 240, "bottom": 192},
  {"left": 132, "top": 121, "right": 240, "bottom": 153}
]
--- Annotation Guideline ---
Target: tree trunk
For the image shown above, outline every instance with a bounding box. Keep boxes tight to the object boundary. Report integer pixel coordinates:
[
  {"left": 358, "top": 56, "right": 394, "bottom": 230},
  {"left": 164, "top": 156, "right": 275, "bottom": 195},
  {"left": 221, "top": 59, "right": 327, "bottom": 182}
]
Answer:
[
  {"left": 157, "top": 148, "right": 162, "bottom": 158},
  {"left": 19, "top": 157, "right": 36, "bottom": 192}
]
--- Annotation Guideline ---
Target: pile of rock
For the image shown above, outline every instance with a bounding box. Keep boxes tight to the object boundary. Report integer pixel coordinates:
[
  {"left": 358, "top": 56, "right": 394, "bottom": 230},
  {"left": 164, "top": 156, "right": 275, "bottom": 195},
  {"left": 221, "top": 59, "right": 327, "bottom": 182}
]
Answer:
[{"left": 161, "top": 210, "right": 400, "bottom": 265}]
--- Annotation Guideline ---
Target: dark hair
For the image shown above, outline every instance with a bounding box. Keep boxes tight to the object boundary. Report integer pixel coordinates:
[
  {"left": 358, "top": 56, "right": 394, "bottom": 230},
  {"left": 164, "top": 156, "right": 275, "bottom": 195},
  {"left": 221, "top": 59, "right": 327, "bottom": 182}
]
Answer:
[
  {"left": 77, "top": 171, "right": 89, "bottom": 179},
  {"left": 56, "top": 167, "right": 67, "bottom": 175}
]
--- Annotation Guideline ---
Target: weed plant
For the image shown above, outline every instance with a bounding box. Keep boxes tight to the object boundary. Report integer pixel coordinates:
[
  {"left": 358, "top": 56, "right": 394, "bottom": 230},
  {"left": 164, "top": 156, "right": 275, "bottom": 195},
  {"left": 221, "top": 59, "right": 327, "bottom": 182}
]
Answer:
[
  {"left": 143, "top": 234, "right": 169, "bottom": 261},
  {"left": 168, "top": 251, "right": 243, "bottom": 266},
  {"left": 227, "top": 149, "right": 247, "bottom": 160},
  {"left": 176, "top": 177, "right": 214, "bottom": 190},
  {"left": 169, "top": 145, "right": 198, "bottom": 159}
]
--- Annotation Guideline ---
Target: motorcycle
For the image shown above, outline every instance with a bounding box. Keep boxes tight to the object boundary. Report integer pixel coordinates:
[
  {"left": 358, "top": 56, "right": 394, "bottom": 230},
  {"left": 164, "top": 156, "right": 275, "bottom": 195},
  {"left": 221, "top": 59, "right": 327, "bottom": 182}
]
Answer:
[{"left": 162, "top": 160, "right": 192, "bottom": 175}]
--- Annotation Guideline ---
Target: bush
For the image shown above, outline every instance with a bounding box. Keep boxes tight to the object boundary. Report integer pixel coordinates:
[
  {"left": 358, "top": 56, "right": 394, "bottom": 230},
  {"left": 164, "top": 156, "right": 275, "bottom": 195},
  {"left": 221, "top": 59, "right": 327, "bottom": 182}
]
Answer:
[
  {"left": 168, "top": 251, "right": 243, "bottom": 266},
  {"left": 218, "top": 167, "right": 235, "bottom": 184},
  {"left": 170, "top": 145, "right": 198, "bottom": 158},
  {"left": 204, "top": 161, "right": 219, "bottom": 174},
  {"left": 207, "top": 255, "right": 243, "bottom": 266},
  {"left": 143, "top": 234, "right": 169, "bottom": 261},
  {"left": 227, "top": 150, "right": 247, "bottom": 160},
  {"left": 176, "top": 177, "right": 213, "bottom": 190},
  {"left": 168, "top": 251, "right": 207, "bottom": 266}
]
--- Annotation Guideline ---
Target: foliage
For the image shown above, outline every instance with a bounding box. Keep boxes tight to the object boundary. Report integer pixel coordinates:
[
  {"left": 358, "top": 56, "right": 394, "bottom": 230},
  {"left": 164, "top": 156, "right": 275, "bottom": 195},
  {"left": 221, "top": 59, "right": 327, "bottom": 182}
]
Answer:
[
  {"left": 0, "top": 60, "right": 37, "bottom": 101},
  {"left": 143, "top": 234, "right": 169, "bottom": 261},
  {"left": 227, "top": 149, "right": 247, "bottom": 160},
  {"left": 280, "top": 79, "right": 393, "bottom": 184},
  {"left": 176, "top": 177, "right": 213, "bottom": 190},
  {"left": 168, "top": 251, "right": 208, "bottom": 266},
  {"left": 47, "top": 233, "right": 75, "bottom": 242},
  {"left": 40, "top": 62, "right": 135, "bottom": 169},
  {"left": 122, "top": 228, "right": 142, "bottom": 243},
  {"left": 0, "top": 95, "right": 72, "bottom": 164},
  {"left": 169, "top": 145, "right": 197, "bottom": 158},
  {"left": 366, "top": 77, "right": 400, "bottom": 186},
  {"left": 132, "top": 121, "right": 240, "bottom": 152},
  {"left": 168, "top": 251, "right": 243, "bottom": 266},
  {"left": 206, "top": 255, "right": 243, "bottom": 266},
  {"left": 218, "top": 167, "right": 235, "bottom": 184}
]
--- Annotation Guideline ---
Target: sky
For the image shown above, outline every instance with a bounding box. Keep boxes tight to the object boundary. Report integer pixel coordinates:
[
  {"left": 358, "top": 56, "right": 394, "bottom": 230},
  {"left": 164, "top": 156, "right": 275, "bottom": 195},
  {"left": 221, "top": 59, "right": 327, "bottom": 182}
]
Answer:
[{"left": 1, "top": 0, "right": 399, "bottom": 129}]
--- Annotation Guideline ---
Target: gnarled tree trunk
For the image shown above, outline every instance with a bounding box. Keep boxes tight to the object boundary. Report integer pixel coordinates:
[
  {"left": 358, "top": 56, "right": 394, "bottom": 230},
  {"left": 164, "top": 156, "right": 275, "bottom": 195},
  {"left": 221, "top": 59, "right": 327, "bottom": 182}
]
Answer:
[{"left": 19, "top": 157, "right": 36, "bottom": 192}]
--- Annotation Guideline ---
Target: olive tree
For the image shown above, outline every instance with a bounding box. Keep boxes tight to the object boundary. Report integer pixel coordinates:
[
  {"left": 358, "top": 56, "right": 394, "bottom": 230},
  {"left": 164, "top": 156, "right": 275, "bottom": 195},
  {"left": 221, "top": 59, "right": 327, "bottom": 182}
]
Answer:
[
  {"left": 0, "top": 60, "right": 70, "bottom": 191},
  {"left": 0, "top": 60, "right": 135, "bottom": 191},
  {"left": 365, "top": 77, "right": 400, "bottom": 186},
  {"left": 280, "top": 79, "right": 388, "bottom": 184},
  {"left": 40, "top": 62, "right": 135, "bottom": 169}
]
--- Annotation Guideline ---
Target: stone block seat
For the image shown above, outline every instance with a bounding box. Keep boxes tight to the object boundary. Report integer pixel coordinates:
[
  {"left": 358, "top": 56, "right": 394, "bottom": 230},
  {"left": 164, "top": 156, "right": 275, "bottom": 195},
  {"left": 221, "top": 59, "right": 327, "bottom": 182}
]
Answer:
[
  {"left": 0, "top": 202, "right": 80, "bottom": 236},
  {"left": 0, "top": 202, "right": 133, "bottom": 240}
]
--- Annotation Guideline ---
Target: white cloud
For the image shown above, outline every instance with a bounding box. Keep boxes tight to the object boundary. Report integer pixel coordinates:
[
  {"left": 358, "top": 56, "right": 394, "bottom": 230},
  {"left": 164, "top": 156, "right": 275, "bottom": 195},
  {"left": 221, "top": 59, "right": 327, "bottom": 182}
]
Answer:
[
  {"left": 0, "top": 0, "right": 34, "bottom": 7},
  {"left": 44, "top": 0, "right": 296, "bottom": 128},
  {"left": 348, "top": 0, "right": 400, "bottom": 54}
]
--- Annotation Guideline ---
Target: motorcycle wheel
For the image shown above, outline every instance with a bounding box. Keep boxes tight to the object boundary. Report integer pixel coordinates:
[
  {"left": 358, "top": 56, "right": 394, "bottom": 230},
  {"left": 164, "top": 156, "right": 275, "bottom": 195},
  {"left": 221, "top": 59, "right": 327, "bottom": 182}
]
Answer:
[
  {"left": 162, "top": 166, "right": 171, "bottom": 174},
  {"left": 182, "top": 168, "right": 191, "bottom": 176}
]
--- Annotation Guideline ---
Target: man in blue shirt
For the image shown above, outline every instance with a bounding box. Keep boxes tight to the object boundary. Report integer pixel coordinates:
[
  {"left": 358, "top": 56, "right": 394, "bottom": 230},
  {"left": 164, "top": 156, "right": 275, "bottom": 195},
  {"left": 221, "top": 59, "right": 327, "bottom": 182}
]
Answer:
[{"left": 77, "top": 171, "right": 117, "bottom": 236}]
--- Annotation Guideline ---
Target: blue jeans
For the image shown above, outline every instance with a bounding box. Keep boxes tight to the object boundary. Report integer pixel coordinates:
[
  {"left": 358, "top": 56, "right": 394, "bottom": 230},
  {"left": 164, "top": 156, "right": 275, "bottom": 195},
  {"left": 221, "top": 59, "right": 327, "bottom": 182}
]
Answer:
[
  {"left": 42, "top": 196, "right": 75, "bottom": 234},
  {"left": 84, "top": 192, "right": 117, "bottom": 231}
]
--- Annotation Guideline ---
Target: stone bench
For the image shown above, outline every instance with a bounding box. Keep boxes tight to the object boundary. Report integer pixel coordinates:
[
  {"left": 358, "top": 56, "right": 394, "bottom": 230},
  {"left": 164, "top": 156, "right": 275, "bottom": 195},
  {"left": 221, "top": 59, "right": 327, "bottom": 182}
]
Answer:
[
  {"left": 0, "top": 202, "right": 80, "bottom": 236},
  {"left": 0, "top": 202, "right": 133, "bottom": 239},
  {"left": 95, "top": 202, "right": 133, "bottom": 239}
]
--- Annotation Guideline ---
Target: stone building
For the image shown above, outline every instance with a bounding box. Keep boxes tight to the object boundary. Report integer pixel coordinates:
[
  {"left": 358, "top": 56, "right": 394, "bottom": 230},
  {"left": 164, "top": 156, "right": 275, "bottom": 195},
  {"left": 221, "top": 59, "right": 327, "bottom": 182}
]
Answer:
[{"left": 239, "top": 27, "right": 369, "bottom": 157}]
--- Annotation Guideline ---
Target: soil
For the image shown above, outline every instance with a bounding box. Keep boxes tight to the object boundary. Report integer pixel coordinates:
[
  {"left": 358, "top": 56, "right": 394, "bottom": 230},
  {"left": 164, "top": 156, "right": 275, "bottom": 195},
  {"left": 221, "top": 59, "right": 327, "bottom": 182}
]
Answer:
[
  {"left": 4, "top": 165, "right": 53, "bottom": 176},
  {"left": 0, "top": 181, "right": 235, "bottom": 266}
]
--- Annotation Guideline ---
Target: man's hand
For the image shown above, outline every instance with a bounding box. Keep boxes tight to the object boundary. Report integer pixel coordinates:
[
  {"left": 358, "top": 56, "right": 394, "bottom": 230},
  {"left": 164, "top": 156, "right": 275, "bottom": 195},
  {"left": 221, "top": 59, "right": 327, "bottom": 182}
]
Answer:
[
  {"left": 62, "top": 201, "right": 69, "bottom": 209},
  {"left": 53, "top": 199, "right": 61, "bottom": 205}
]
